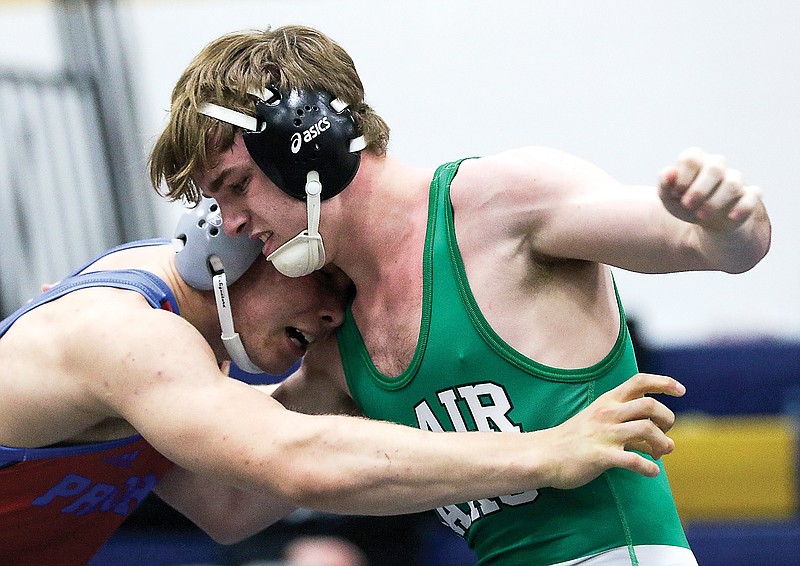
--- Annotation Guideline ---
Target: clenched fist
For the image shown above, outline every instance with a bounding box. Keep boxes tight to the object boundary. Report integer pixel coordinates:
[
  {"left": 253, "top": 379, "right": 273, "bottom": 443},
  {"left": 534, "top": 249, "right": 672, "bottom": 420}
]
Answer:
[{"left": 658, "top": 147, "right": 763, "bottom": 232}]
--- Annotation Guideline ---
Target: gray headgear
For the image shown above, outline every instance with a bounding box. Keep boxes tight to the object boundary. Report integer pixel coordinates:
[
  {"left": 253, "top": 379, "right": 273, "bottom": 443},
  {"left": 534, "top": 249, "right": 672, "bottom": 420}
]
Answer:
[
  {"left": 173, "top": 197, "right": 262, "bottom": 290},
  {"left": 173, "top": 197, "right": 265, "bottom": 374}
]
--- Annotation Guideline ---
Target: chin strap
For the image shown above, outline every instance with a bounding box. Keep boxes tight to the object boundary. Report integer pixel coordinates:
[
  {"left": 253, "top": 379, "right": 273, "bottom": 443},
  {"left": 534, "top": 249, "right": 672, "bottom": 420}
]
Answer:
[
  {"left": 210, "top": 257, "right": 264, "bottom": 374},
  {"left": 266, "top": 171, "right": 326, "bottom": 277}
]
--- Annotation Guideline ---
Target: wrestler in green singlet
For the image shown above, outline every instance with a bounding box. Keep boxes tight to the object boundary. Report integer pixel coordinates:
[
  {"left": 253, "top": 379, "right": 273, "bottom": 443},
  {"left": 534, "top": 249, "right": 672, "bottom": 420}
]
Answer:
[{"left": 338, "top": 159, "right": 691, "bottom": 566}]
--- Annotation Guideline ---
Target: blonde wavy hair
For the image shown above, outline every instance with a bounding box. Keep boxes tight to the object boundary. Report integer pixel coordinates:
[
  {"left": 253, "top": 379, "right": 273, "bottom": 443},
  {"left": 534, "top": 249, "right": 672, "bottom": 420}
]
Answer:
[{"left": 149, "top": 25, "right": 390, "bottom": 204}]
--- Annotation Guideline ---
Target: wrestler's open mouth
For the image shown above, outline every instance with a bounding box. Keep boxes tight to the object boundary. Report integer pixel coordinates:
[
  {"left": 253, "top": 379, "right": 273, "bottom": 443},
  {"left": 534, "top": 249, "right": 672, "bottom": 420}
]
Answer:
[{"left": 286, "top": 326, "right": 311, "bottom": 348}]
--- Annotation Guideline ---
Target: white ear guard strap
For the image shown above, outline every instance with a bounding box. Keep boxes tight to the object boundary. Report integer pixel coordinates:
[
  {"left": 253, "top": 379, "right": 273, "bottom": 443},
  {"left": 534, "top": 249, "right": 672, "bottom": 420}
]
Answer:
[
  {"left": 248, "top": 87, "right": 280, "bottom": 104},
  {"left": 198, "top": 102, "right": 258, "bottom": 131},
  {"left": 329, "top": 97, "right": 347, "bottom": 113},
  {"left": 210, "top": 261, "right": 264, "bottom": 374},
  {"left": 329, "top": 97, "right": 367, "bottom": 153},
  {"left": 349, "top": 135, "right": 367, "bottom": 152},
  {"left": 198, "top": 98, "right": 366, "bottom": 153}
]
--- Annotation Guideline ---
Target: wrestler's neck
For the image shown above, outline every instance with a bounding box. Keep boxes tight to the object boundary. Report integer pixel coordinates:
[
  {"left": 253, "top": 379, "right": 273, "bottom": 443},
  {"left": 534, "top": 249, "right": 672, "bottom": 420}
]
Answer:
[{"left": 324, "top": 152, "right": 433, "bottom": 286}]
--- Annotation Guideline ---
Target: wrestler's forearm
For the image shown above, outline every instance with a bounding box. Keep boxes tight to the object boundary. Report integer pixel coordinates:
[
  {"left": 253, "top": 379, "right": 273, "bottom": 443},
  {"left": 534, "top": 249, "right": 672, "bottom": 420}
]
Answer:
[
  {"left": 219, "top": 373, "right": 684, "bottom": 515},
  {"left": 144, "top": 371, "right": 682, "bottom": 517},
  {"left": 250, "top": 411, "right": 546, "bottom": 515},
  {"left": 140, "top": 378, "right": 543, "bottom": 516}
]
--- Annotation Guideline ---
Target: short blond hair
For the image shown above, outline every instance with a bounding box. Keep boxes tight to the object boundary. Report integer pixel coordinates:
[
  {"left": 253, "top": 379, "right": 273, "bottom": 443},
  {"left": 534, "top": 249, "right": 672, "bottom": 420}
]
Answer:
[{"left": 149, "top": 25, "right": 389, "bottom": 204}]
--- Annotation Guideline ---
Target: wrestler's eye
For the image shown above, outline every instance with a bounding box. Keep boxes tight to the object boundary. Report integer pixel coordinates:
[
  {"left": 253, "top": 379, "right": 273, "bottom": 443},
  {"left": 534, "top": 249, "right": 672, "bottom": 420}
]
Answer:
[{"left": 230, "top": 177, "right": 250, "bottom": 195}]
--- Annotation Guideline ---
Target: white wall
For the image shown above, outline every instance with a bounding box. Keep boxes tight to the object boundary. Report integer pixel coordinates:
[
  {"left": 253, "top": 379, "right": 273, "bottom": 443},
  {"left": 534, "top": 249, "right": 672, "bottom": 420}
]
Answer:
[
  {"left": 0, "top": 2, "right": 60, "bottom": 73},
  {"left": 2, "top": 0, "right": 798, "bottom": 346}
]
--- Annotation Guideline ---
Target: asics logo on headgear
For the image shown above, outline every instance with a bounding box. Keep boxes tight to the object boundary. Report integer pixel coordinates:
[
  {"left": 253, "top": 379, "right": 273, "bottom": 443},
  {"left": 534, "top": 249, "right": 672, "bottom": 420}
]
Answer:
[{"left": 290, "top": 117, "right": 332, "bottom": 154}]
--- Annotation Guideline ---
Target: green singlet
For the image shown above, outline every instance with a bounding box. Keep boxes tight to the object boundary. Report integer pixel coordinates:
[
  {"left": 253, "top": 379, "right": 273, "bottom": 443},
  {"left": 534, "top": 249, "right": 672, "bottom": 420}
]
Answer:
[{"left": 338, "top": 159, "right": 690, "bottom": 565}]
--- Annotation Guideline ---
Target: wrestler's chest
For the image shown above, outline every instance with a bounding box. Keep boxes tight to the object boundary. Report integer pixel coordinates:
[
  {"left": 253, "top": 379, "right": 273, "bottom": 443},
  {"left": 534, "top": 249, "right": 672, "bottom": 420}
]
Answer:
[{"left": 351, "top": 289, "right": 423, "bottom": 378}]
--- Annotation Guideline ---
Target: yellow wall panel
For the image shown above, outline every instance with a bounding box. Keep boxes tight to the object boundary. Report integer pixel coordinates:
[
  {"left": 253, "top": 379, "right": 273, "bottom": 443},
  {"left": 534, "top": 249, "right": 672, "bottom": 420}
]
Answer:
[{"left": 663, "top": 416, "right": 798, "bottom": 522}]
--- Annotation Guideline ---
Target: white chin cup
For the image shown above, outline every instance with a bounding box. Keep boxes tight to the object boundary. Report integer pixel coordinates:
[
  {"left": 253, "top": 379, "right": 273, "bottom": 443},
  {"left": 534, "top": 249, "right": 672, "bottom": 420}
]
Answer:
[
  {"left": 267, "top": 170, "right": 326, "bottom": 278},
  {"left": 267, "top": 232, "right": 325, "bottom": 278}
]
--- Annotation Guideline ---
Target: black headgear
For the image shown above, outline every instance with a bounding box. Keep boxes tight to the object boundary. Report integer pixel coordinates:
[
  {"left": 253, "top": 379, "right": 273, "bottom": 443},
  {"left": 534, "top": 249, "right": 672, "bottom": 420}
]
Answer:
[
  {"left": 243, "top": 87, "right": 363, "bottom": 201},
  {"left": 198, "top": 87, "right": 366, "bottom": 277}
]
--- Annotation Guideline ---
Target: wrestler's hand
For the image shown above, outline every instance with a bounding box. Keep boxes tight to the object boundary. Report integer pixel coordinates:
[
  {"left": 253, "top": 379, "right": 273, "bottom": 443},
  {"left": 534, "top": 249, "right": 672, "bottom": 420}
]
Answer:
[
  {"left": 658, "top": 147, "right": 762, "bottom": 231},
  {"left": 541, "top": 373, "right": 685, "bottom": 489}
]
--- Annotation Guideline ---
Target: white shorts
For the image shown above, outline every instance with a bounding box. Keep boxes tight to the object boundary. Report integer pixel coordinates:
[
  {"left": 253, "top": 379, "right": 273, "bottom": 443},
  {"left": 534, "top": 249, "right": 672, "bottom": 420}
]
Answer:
[{"left": 550, "top": 545, "right": 698, "bottom": 566}]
